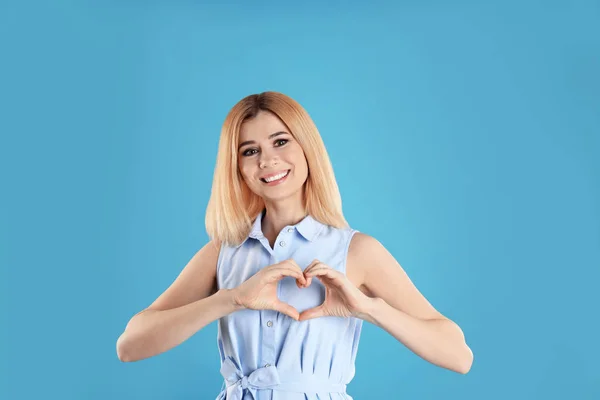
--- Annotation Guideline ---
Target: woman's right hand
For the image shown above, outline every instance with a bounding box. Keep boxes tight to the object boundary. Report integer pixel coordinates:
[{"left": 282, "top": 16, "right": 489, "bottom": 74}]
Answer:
[{"left": 231, "top": 259, "right": 307, "bottom": 320}]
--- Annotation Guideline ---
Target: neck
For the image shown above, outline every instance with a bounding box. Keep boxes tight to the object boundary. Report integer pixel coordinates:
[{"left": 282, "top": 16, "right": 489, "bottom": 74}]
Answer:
[{"left": 261, "top": 196, "right": 306, "bottom": 243}]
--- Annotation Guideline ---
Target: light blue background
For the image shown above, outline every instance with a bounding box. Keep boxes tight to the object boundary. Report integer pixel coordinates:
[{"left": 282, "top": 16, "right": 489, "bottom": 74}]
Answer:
[{"left": 1, "top": 1, "right": 599, "bottom": 399}]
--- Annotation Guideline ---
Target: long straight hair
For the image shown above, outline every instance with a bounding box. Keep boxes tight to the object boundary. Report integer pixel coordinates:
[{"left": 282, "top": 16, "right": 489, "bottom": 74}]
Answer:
[{"left": 205, "top": 91, "right": 348, "bottom": 247}]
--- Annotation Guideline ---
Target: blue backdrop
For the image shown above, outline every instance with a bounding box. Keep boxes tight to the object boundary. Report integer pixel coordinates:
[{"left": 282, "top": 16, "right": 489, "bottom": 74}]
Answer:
[{"left": 1, "top": 1, "right": 599, "bottom": 399}]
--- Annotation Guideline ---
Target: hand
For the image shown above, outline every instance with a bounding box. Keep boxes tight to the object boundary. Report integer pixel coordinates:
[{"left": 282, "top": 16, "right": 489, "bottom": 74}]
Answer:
[
  {"left": 298, "top": 260, "right": 373, "bottom": 321},
  {"left": 232, "top": 259, "right": 307, "bottom": 320}
]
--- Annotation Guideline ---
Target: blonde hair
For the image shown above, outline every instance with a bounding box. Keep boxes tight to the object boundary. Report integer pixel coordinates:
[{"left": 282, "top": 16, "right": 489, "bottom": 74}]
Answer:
[{"left": 205, "top": 91, "right": 348, "bottom": 246}]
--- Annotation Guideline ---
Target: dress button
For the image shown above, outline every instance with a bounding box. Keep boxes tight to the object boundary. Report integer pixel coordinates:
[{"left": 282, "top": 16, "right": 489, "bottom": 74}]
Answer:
[
  {"left": 267, "top": 320, "right": 273, "bottom": 327},
  {"left": 279, "top": 241, "right": 286, "bottom": 247},
  {"left": 287, "top": 228, "right": 294, "bottom": 233}
]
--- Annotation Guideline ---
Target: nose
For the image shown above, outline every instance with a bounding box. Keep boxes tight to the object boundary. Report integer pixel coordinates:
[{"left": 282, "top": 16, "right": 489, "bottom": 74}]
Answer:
[{"left": 259, "top": 149, "right": 279, "bottom": 169}]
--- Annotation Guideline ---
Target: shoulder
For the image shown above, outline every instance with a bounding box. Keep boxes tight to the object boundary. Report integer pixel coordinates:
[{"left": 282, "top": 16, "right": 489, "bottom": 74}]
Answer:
[
  {"left": 345, "top": 232, "right": 385, "bottom": 291},
  {"left": 211, "top": 238, "right": 223, "bottom": 250},
  {"left": 348, "top": 231, "right": 382, "bottom": 255},
  {"left": 347, "top": 231, "right": 388, "bottom": 269}
]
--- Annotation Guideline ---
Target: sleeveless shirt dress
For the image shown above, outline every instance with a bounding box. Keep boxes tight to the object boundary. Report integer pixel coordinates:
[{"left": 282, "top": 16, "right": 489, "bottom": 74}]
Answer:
[{"left": 214, "top": 210, "right": 363, "bottom": 400}]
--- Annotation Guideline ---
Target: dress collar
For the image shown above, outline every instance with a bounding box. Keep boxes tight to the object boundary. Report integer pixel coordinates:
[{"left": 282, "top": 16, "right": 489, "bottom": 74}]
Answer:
[{"left": 236, "top": 209, "right": 324, "bottom": 248}]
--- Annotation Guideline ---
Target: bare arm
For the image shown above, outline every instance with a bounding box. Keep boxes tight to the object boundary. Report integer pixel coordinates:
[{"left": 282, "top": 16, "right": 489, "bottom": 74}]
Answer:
[
  {"left": 116, "top": 240, "right": 242, "bottom": 362},
  {"left": 116, "top": 288, "right": 242, "bottom": 362},
  {"left": 347, "top": 233, "right": 473, "bottom": 374}
]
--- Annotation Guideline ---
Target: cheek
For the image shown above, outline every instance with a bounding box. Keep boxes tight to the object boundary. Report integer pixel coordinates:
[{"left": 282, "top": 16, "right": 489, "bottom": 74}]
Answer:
[
  {"left": 288, "top": 146, "right": 308, "bottom": 172},
  {"left": 296, "top": 160, "right": 308, "bottom": 177},
  {"left": 238, "top": 162, "right": 254, "bottom": 183},
  {"left": 294, "top": 152, "right": 308, "bottom": 176},
  {"left": 290, "top": 162, "right": 308, "bottom": 185}
]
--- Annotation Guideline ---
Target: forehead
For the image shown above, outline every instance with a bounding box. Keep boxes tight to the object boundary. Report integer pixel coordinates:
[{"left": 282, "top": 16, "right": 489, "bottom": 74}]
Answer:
[{"left": 239, "top": 111, "right": 289, "bottom": 141}]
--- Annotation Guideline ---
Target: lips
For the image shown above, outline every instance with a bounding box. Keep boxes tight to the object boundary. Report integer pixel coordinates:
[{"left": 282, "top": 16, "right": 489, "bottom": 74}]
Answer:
[{"left": 260, "top": 170, "right": 290, "bottom": 184}]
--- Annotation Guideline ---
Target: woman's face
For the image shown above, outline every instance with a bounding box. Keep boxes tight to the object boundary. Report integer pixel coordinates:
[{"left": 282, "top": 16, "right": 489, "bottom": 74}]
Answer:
[{"left": 237, "top": 111, "right": 308, "bottom": 202}]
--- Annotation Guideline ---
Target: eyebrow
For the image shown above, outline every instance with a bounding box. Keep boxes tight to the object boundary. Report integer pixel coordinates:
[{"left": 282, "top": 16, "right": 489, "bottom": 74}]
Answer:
[{"left": 238, "top": 131, "right": 289, "bottom": 150}]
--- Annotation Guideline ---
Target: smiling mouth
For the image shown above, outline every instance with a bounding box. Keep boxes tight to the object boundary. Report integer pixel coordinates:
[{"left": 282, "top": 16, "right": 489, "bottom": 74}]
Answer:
[{"left": 260, "top": 170, "right": 290, "bottom": 183}]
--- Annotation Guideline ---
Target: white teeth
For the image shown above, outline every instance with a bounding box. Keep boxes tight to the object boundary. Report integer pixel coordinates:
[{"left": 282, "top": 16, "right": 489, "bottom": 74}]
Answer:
[{"left": 264, "top": 171, "right": 288, "bottom": 183}]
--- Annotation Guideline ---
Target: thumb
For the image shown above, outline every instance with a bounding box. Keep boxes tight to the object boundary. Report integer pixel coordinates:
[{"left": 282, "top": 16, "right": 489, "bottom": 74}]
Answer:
[
  {"left": 298, "top": 305, "right": 325, "bottom": 321},
  {"left": 272, "top": 300, "right": 300, "bottom": 321}
]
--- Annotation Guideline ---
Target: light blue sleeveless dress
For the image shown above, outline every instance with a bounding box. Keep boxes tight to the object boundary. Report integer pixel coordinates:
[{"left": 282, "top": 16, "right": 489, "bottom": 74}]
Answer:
[{"left": 214, "top": 210, "right": 363, "bottom": 400}]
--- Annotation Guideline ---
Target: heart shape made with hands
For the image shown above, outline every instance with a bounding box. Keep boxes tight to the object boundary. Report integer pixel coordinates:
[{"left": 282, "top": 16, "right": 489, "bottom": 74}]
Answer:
[
  {"left": 293, "top": 259, "right": 326, "bottom": 288},
  {"left": 285, "top": 259, "right": 365, "bottom": 321}
]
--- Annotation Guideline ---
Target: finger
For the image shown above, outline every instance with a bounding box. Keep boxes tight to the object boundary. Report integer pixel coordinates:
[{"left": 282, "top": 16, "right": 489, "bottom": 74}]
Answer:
[
  {"left": 273, "top": 264, "right": 305, "bottom": 276},
  {"left": 273, "top": 300, "right": 299, "bottom": 320},
  {"left": 303, "top": 260, "right": 328, "bottom": 280},
  {"left": 268, "top": 262, "right": 300, "bottom": 273},
  {"left": 266, "top": 261, "right": 299, "bottom": 276},
  {"left": 267, "top": 267, "right": 306, "bottom": 285},
  {"left": 305, "top": 268, "right": 344, "bottom": 288},
  {"left": 280, "top": 259, "right": 303, "bottom": 272},
  {"left": 298, "top": 305, "right": 325, "bottom": 321},
  {"left": 276, "top": 260, "right": 307, "bottom": 285},
  {"left": 305, "top": 265, "right": 337, "bottom": 277},
  {"left": 303, "top": 259, "right": 322, "bottom": 274},
  {"left": 303, "top": 260, "right": 325, "bottom": 287}
]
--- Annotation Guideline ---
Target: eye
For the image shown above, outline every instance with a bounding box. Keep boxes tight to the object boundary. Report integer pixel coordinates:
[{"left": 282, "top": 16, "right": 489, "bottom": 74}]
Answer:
[
  {"left": 275, "top": 139, "right": 288, "bottom": 146},
  {"left": 242, "top": 148, "right": 258, "bottom": 157}
]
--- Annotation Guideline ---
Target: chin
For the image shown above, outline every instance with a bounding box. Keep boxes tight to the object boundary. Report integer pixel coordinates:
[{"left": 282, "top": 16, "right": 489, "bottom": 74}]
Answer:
[
  {"left": 259, "top": 183, "right": 298, "bottom": 200},
  {"left": 261, "top": 190, "right": 294, "bottom": 202}
]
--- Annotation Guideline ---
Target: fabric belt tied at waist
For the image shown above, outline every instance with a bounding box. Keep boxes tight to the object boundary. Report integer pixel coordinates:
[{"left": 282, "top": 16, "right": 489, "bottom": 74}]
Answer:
[{"left": 220, "top": 358, "right": 347, "bottom": 400}]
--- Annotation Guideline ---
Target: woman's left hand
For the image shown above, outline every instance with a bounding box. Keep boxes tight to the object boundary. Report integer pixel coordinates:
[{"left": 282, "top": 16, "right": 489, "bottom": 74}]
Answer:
[{"left": 298, "top": 259, "right": 374, "bottom": 321}]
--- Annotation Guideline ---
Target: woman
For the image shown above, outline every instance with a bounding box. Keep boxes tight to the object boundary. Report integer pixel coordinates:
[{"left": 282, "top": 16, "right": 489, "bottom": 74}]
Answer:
[{"left": 116, "top": 92, "right": 473, "bottom": 399}]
